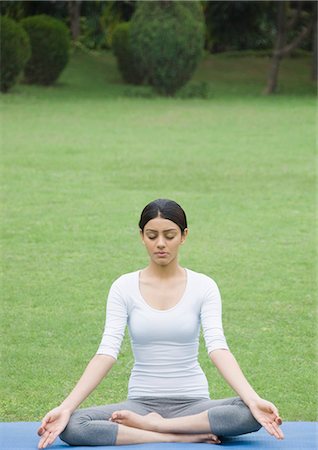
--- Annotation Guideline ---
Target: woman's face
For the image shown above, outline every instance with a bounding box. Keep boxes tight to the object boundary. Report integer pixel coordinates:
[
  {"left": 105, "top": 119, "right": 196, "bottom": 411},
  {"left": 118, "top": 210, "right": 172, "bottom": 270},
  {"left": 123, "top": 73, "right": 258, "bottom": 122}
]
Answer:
[{"left": 140, "top": 216, "right": 188, "bottom": 267}]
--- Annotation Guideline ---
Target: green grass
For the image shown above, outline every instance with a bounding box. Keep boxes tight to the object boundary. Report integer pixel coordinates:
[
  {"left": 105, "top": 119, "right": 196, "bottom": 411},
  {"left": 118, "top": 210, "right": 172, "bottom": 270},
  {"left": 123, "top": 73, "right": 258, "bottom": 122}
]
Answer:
[{"left": 1, "top": 49, "right": 316, "bottom": 423}]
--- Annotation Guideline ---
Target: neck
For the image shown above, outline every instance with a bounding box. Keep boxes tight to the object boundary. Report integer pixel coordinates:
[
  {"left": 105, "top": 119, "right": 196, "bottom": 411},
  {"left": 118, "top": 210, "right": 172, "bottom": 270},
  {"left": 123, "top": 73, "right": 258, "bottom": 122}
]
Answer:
[{"left": 145, "top": 259, "right": 184, "bottom": 279}]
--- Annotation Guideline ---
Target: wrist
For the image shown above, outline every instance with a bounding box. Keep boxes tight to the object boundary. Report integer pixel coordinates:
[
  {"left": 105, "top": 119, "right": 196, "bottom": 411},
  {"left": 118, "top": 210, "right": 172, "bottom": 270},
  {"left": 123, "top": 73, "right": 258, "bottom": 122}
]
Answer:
[
  {"left": 59, "top": 402, "right": 75, "bottom": 414},
  {"left": 244, "top": 395, "right": 261, "bottom": 407}
]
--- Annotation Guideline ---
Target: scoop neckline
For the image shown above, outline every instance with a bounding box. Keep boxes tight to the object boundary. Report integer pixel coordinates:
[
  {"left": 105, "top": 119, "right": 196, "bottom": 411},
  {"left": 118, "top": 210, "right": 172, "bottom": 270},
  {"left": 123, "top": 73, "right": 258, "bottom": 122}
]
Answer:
[{"left": 137, "top": 268, "right": 189, "bottom": 313}]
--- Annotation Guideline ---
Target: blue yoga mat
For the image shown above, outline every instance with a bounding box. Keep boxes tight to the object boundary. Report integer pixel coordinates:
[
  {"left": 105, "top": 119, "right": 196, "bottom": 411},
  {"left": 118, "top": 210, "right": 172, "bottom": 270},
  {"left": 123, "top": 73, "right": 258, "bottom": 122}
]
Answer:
[{"left": 0, "top": 422, "right": 317, "bottom": 450}]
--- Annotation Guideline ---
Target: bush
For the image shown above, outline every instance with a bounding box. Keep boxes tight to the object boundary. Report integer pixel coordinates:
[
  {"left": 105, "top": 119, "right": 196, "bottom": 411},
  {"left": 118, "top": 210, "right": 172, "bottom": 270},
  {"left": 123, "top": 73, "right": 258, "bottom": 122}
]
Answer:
[
  {"left": 112, "top": 22, "right": 144, "bottom": 85},
  {"left": 0, "top": 16, "right": 31, "bottom": 93},
  {"left": 21, "top": 15, "right": 70, "bottom": 85},
  {"left": 129, "top": 1, "right": 205, "bottom": 96},
  {"left": 177, "top": 81, "right": 209, "bottom": 99}
]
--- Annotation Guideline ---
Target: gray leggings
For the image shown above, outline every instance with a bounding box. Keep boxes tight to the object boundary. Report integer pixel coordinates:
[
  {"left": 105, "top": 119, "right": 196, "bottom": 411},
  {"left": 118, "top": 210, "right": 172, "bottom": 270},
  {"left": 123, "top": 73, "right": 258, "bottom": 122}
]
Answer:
[{"left": 60, "top": 396, "right": 261, "bottom": 446}]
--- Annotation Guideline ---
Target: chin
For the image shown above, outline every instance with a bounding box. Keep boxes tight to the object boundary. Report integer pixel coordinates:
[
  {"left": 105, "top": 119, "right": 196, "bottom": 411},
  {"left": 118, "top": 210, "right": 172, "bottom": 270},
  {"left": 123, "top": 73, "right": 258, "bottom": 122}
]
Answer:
[{"left": 153, "top": 258, "right": 170, "bottom": 266}]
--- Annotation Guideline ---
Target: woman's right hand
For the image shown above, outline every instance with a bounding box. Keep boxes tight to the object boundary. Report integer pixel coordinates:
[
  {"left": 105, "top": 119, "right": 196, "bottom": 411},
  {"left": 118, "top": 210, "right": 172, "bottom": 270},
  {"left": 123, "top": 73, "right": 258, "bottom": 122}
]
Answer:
[{"left": 37, "top": 406, "right": 71, "bottom": 449}]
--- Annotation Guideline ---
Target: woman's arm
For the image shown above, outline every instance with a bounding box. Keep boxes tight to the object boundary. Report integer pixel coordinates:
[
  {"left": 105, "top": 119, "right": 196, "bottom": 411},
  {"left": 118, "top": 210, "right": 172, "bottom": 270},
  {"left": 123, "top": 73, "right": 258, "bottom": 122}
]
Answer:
[
  {"left": 38, "top": 354, "right": 115, "bottom": 449},
  {"left": 38, "top": 279, "right": 128, "bottom": 448},
  {"left": 210, "top": 349, "right": 283, "bottom": 440},
  {"left": 60, "top": 354, "right": 116, "bottom": 412},
  {"left": 209, "top": 349, "right": 259, "bottom": 406}
]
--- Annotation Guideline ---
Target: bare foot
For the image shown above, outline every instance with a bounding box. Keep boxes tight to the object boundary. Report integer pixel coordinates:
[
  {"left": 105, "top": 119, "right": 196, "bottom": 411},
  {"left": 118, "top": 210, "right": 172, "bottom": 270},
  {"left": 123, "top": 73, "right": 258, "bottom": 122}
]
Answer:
[
  {"left": 173, "top": 433, "right": 221, "bottom": 444},
  {"left": 110, "top": 410, "right": 162, "bottom": 431},
  {"left": 110, "top": 410, "right": 220, "bottom": 444}
]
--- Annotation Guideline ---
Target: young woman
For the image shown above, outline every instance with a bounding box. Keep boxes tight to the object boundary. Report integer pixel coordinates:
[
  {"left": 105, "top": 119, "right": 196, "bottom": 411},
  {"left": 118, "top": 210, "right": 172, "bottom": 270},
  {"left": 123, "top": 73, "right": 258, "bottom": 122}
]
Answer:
[{"left": 38, "top": 199, "right": 284, "bottom": 448}]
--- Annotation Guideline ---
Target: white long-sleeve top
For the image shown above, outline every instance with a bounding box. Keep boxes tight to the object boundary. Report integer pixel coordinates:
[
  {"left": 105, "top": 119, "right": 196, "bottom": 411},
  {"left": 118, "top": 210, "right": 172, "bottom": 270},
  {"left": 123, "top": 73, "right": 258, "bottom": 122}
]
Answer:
[{"left": 97, "top": 268, "right": 229, "bottom": 399}]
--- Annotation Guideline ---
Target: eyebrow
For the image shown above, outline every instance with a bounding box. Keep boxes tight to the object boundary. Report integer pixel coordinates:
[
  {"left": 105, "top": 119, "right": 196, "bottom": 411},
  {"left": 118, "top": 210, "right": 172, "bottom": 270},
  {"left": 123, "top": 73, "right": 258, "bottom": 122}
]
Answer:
[{"left": 145, "top": 228, "right": 178, "bottom": 232}]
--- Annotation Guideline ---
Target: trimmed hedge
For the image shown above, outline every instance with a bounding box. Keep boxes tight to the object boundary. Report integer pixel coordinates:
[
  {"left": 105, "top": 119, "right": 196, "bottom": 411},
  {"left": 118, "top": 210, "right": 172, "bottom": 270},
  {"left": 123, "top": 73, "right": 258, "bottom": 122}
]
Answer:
[
  {"left": 21, "top": 15, "right": 70, "bottom": 85},
  {"left": 129, "top": 1, "right": 205, "bottom": 96},
  {"left": 0, "top": 16, "right": 31, "bottom": 93},
  {"left": 112, "top": 22, "right": 144, "bottom": 85}
]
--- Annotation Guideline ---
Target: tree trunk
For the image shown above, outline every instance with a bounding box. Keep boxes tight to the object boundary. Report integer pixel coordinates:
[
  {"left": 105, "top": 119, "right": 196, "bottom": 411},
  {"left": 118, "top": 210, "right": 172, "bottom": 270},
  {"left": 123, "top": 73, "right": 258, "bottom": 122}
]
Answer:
[
  {"left": 264, "top": 1, "right": 287, "bottom": 94},
  {"left": 265, "top": 1, "right": 314, "bottom": 94},
  {"left": 68, "top": 1, "right": 81, "bottom": 42},
  {"left": 312, "top": 2, "right": 317, "bottom": 82},
  {"left": 265, "top": 53, "right": 284, "bottom": 94}
]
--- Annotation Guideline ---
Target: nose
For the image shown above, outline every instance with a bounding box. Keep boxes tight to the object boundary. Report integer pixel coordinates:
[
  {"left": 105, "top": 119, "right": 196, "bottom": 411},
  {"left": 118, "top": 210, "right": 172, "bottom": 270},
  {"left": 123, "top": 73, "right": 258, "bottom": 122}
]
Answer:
[{"left": 156, "top": 235, "right": 166, "bottom": 249}]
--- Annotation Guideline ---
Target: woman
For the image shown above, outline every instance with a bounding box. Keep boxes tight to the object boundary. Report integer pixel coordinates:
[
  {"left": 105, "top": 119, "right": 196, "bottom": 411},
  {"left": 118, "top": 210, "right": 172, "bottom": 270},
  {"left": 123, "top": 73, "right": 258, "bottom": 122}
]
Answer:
[{"left": 38, "top": 199, "right": 284, "bottom": 448}]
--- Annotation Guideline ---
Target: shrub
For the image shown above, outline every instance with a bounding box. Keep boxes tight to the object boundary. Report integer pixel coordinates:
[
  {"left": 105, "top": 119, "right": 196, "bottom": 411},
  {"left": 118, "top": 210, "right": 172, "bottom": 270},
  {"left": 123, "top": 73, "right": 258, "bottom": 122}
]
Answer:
[
  {"left": 0, "top": 16, "right": 31, "bottom": 93},
  {"left": 177, "top": 81, "right": 209, "bottom": 99},
  {"left": 112, "top": 22, "right": 144, "bottom": 85},
  {"left": 129, "top": 1, "right": 205, "bottom": 96},
  {"left": 21, "top": 15, "right": 70, "bottom": 85}
]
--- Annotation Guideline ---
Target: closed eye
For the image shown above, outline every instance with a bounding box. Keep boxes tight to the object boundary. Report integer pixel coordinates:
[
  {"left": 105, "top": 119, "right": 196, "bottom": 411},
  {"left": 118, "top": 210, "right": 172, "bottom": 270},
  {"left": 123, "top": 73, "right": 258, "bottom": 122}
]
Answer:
[{"left": 145, "top": 233, "right": 177, "bottom": 240}]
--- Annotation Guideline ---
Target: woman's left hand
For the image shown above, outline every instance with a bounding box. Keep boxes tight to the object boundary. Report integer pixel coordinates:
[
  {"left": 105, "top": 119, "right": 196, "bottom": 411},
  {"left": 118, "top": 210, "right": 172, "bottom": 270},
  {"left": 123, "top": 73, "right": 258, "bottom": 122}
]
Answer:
[{"left": 248, "top": 398, "right": 284, "bottom": 440}]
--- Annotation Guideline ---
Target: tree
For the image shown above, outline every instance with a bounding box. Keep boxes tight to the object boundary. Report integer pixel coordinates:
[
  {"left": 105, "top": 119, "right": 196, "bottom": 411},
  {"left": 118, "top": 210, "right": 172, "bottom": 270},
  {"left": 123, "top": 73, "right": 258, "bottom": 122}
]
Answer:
[
  {"left": 68, "top": 1, "right": 81, "bottom": 41},
  {"left": 129, "top": 1, "right": 205, "bottom": 96},
  {"left": 265, "top": 1, "right": 315, "bottom": 94},
  {"left": 202, "top": 1, "right": 275, "bottom": 53},
  {"left": 312, "top": 2, "right": 317, "bottom": 81}
]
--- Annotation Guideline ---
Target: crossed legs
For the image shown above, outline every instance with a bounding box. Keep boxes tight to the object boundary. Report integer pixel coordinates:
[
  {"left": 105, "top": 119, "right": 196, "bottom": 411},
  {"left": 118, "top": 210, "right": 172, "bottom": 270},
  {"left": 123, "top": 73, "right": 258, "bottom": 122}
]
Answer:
[
  {"left": 111, "top": 397, "right": 261, "bottom": 439},
  {"left": 60, "top": 397, "right": 261, "bottom": 446}
]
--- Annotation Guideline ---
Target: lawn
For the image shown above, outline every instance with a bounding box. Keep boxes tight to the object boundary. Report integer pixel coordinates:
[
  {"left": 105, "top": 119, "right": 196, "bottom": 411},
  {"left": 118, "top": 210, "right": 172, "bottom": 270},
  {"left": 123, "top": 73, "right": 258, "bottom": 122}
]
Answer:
[{"left": 1, "top": 49, "right": 316, "bottom": 423}]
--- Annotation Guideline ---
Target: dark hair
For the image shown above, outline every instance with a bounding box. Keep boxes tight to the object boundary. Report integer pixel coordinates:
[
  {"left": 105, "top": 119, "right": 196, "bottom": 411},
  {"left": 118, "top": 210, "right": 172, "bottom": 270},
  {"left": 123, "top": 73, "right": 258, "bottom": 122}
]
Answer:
[{"left": 139, "top": 199, "right": 188, "bottom": 234}]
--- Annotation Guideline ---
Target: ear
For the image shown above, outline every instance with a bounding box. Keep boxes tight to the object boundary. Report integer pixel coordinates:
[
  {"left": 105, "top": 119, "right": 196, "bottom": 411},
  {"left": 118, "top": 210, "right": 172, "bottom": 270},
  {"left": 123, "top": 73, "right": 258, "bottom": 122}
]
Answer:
[
  {"left": 180, "top": 228, "right": 188, "bottom": 244},
  {"left": 140, "top": 229, "right": 145, "bottom": 244}
]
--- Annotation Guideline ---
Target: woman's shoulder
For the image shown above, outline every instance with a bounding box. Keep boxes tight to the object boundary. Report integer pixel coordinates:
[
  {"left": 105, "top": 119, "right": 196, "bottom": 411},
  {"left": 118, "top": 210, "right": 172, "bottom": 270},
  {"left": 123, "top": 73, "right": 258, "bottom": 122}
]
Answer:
[
  {"left": 186, "top": 268, "right": 219, "bottom": 289},
  {"left": 110, "top": 270, "right": 139, "bottom": 290}
]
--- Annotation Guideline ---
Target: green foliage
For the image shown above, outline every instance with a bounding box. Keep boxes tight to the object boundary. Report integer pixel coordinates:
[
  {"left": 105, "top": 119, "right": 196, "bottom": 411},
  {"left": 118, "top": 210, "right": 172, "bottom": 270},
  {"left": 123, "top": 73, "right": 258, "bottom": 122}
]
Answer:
[
  {"left": 112, "top": 22, "right": 144, "bottom": 85},
  {"left": 0, "top": 1, "right": 68, "bottom": 21},
  {"left": 0, "top": 16, "right": 31, "bottom": 92},
  {"left": 130, "top": 1, "right": 205, "bottom": 96},
  {"left": 0, "top": 1, "right": 27, "bottom": 21},
  {"left": 79, "top": 11, "right": 109, "bottom": 50},
  {"left": 177, "top": 81, "right": 208, "bottom": 99},
  {"left": 21, "top": 14, "right": 70, "bottom": 85},
  {"left": 79, "top": 1, "right": 136, "bottom": 50},
  {"left": 203, "top": 1, "right": 276, "bottom": 52}
]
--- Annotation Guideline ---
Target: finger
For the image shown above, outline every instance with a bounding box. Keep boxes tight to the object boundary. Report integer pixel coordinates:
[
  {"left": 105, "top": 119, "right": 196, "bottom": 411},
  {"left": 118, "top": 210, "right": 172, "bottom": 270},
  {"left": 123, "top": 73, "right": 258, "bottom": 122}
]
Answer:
[
  {"left": 38, "top": 431, "right": 50, "bottom": 449},
  {"left": 264, "top": 422, "right": 283, "bottom": 440},
  {"left": 270, "top": 403, "right": 281, "bottom": 420},
  {"left": 268, "top": 411, "right": 281, "bottom": 425},
  {"left": 47, "top": 430, "right": 59, "bottom": 446},
  {"left": 38, "top": 418, "right": 49, "bottom": 436},
  {"left": 37, "top": 424, "right": 49, "bottom": 436},
  {"left": 263, "top": 422, "right": 277, "bottom": 437},
  {"left": 272, "top": 422, "right": 284, "bottom": 440},
  {"left": 275, "top": 416, "right": 283, "bottom": 425},
  {"left": 41, "top": 430, "right": 55, "bottom": 449},
  {"left": 279, "top": 428, "right": 284, "bottom": 439}
]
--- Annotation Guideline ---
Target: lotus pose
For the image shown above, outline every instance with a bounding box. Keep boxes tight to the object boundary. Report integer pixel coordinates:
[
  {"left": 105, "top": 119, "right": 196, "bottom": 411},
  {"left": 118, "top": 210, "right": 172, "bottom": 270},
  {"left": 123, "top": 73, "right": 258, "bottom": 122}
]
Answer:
[{"left": 38, "top": 199, "right": 284, "bottom": 448}]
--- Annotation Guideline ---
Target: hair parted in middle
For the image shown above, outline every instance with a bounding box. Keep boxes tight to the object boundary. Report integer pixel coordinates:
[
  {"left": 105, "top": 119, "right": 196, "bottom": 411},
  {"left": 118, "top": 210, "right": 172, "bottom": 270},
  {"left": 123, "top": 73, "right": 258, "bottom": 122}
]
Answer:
[{"left": 139, "top": 199, "right": 188, "bottom": 234}]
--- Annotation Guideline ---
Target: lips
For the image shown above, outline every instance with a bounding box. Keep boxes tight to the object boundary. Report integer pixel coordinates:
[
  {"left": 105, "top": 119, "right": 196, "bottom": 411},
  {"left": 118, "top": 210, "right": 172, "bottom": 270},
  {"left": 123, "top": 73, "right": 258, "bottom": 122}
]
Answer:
[{"left": 155, "top": 252, "right": 168, "bottom": 257}]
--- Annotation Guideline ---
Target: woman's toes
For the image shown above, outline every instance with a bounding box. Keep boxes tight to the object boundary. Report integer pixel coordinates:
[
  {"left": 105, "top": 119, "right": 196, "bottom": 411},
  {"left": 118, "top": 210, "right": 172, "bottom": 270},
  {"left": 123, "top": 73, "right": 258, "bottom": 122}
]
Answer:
[
  {"left": 111, "top": 410, "right": 134, "bottom": 425},
  {"left": 110, "top": 411, "right": 120, "bottom": 422},
  {"left": 208, "top": 433, "right": 221, "bottom": 444}
]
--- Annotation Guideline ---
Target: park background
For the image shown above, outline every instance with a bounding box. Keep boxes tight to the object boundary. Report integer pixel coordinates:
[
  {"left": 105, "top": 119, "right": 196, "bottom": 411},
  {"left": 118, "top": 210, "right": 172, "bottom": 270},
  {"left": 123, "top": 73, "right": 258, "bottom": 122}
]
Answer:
[{"left": 1, "top": 0, "right": 317, "bottom": 425}]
